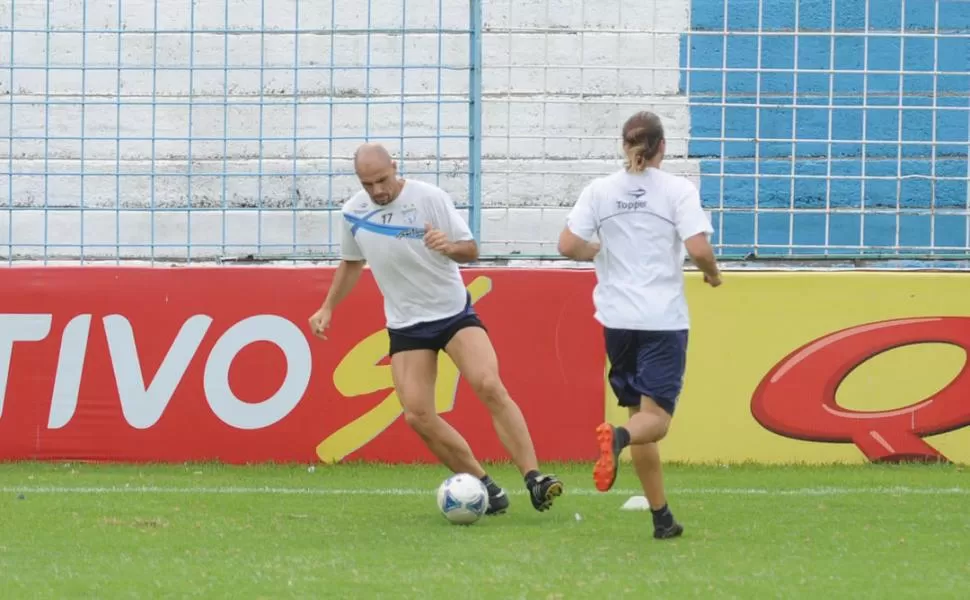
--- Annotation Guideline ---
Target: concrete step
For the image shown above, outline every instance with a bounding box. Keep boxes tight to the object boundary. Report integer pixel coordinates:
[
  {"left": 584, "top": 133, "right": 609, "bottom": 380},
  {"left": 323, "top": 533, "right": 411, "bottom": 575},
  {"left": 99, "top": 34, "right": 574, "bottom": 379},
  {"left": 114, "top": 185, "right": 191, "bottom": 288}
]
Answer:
[
  {"left": 0, "top": 159, "right": 701, "bottom": 259},
  {"left": 1, "top": 157, "right": 699, "bottom": 209}
]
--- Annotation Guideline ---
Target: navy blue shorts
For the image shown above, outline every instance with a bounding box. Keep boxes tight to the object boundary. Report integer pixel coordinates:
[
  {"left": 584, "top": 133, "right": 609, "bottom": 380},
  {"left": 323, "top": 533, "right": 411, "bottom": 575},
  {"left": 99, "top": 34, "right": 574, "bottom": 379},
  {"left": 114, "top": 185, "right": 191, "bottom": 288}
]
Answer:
[
  {"left": 604, "top": 328, "right": 689, "bottom": 415},
  {"left": 387, "top": 294, "right": 485, "bottom": 356}
]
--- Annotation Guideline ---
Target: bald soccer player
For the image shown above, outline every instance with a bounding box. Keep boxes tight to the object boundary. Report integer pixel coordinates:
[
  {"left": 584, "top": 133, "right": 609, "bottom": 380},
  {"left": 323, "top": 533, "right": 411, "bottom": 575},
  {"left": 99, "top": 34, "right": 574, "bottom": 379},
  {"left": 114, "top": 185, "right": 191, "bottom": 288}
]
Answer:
[{"left": 308, "top": 143, "right": 564, "bottom": 515}]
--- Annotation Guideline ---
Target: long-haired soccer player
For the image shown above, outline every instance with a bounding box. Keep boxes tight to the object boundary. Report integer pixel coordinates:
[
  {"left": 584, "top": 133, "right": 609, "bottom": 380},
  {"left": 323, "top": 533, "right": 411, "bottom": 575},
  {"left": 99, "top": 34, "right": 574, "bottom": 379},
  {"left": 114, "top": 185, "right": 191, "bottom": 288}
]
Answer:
[
  {"left": 308, "top": 142, "right": 564, "bottom": 515},
  {"left": 557, "top": 111, "right": 722, "bottom": 539}
]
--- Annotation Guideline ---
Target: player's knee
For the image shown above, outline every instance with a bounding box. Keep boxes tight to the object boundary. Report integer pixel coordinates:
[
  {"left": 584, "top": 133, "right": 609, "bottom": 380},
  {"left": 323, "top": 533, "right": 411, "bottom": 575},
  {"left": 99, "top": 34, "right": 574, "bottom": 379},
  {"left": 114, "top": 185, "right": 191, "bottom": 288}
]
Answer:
[
  {"left": 471, "top": 373, "right": 508, "bottom": 406},
  {"left": 639, "top": 399, "right": 672, "bottom": 438},
  {"left": 403, "top": 407, "right": 437, "bottom": 434}
]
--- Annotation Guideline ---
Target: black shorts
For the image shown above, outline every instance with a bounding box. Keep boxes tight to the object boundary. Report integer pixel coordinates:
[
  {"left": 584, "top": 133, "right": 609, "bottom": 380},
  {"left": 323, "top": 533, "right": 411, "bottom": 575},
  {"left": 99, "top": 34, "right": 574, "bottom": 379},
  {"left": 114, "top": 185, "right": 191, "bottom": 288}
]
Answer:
[
  {"left": 387, "top": 298, "right": 486, "bottom": 356},
  {"left": 604, "top": 328, "right": 689, "bottom": 416}
]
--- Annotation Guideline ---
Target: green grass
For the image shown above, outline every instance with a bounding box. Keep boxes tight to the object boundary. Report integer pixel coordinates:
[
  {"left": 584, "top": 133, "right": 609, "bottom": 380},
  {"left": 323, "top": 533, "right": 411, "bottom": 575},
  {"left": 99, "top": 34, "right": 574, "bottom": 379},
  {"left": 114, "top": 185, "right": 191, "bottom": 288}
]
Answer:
[{"left": 0, "top": 461, "right": 968, "bottom": 599}]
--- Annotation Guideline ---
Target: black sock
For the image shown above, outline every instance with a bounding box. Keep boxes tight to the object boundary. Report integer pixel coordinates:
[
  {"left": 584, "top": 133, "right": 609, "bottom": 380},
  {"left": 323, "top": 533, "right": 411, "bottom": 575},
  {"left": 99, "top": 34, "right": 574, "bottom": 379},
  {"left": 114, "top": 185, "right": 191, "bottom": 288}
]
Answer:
[
  {"left": 480, "top": 474, "right": 502, "bottom": 496},
  {"left": 615, "top": 426, "right": 631, "bottom": 450},
  {"left": 651, "top": 503, "right": 674, "bottom": 529},
  {"left": 524, "top": 469, "right": 541, "bottom": 485}
]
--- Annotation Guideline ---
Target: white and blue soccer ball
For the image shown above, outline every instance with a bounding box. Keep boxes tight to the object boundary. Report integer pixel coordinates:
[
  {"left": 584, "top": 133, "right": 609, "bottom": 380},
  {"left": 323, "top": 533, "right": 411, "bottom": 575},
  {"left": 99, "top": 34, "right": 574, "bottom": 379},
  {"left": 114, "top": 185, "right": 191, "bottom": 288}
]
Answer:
[{"left": 436, "top": 473, "right": 489, "bottom": 525}]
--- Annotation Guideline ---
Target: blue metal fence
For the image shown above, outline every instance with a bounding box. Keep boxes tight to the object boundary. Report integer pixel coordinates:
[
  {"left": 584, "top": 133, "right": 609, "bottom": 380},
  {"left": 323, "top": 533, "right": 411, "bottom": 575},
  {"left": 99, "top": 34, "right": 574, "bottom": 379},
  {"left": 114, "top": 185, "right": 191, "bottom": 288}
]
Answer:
[
  {"left": 0, "top": 0, "right": 480, "bottom": 263},
  {"left": 683, "top": 0, "right": 970, "bottom": 259},
  {"left": 1, "top": 0, "right": 969, "bottom": 264}
]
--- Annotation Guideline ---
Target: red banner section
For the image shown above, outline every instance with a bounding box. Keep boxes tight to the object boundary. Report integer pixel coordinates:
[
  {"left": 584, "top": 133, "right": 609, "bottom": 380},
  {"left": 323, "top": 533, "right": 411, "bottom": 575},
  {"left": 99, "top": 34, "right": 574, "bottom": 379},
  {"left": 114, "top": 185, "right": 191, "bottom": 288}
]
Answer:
[
  {"left": 751, "top": 317, "right": 970, "bottom": 463},
  {"left": 4, "top": 267, "right": 970, "bottom": 465},
  {"left": 0, "top": 267, "right": 605, "bottom": 464}
]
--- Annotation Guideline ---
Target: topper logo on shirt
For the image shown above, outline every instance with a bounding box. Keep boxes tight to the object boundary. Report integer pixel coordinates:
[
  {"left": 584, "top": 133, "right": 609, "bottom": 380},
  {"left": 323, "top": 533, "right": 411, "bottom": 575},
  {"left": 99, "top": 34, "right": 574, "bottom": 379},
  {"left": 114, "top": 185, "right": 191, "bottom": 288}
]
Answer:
[
  {"left": 616, "top": 199, "right": 648, "bottom": 210},
  {"left": 615, "top": 189, "right": 648, "bottom": 211}
]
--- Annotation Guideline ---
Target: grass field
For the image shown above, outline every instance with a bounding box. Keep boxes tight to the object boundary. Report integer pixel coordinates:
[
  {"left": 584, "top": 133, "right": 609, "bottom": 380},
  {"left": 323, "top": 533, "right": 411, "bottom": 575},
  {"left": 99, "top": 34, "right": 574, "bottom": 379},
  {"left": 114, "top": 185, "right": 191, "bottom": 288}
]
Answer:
[{"left": 1, "top": 461, "right": 968, "bottom": 599}]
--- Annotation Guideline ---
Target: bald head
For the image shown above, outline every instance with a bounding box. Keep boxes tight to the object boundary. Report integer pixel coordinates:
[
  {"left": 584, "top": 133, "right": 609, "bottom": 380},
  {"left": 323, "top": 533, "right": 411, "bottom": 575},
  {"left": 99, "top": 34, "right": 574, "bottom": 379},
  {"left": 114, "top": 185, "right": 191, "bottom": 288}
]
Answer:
[
  {"left": 354, "top": 142, "right": 400, "bottom": 205},
  {"left": 354, "top": 142, "right": 393, "bottom": 171}
]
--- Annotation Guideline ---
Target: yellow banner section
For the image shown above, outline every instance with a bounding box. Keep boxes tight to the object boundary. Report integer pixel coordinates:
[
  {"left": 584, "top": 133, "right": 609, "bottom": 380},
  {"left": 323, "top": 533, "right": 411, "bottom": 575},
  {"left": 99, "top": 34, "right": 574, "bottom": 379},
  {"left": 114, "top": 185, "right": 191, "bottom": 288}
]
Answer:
[
  {"left": 317, "top": 276, "right": 494, "bottom": 464},
  {"left": 605, "top": 271, "right": 970, "bottom": 464}
]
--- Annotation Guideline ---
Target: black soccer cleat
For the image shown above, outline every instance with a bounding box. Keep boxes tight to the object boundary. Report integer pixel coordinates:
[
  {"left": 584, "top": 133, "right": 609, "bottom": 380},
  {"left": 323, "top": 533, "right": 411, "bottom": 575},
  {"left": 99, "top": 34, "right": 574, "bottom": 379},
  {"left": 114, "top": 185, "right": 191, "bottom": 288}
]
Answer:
[
  {"left": 653, "top": 521, "right": 684, "bottom": 540},
  {"left": 527, "top": 474, "right": 564, "bottom": 511},
  {"left": 486, "top": 488, "right": 509, "bottom": 516}
]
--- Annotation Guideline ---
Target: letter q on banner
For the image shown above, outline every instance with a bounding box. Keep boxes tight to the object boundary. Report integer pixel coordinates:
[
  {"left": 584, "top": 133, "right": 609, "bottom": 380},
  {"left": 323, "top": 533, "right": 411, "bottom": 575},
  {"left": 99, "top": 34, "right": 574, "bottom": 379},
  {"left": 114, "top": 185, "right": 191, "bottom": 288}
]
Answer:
[
  {"left": 203, "top": 315, "right": 311, "bottom": 430},
  {"left": 751, "top": 317, "right": 970, "bottom": 463}
]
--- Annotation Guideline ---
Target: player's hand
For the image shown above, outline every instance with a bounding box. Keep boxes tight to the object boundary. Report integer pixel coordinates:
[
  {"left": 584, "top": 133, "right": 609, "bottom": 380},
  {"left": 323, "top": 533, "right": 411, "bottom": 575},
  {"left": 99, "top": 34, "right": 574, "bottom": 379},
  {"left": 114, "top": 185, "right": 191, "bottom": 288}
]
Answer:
[
  {"left": 423, "top": 223, "right": 451, "bottom": 254},
  {"left": 704, "top": 272, "right": 723, "bottom": 288},
  {"left": 308, "top": 305, "right": 333, "bottom": 340}
]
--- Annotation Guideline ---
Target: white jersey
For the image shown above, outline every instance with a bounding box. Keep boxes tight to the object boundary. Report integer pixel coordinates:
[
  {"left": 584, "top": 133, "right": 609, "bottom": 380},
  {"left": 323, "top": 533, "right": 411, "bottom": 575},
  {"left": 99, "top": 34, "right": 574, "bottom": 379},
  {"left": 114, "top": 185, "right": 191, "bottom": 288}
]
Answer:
[
  {"left": 339, "top": 179, "right": 474, "bottom": 329},
  {"left": 565, "top": 167, "right": 713, "bottom": 331}
]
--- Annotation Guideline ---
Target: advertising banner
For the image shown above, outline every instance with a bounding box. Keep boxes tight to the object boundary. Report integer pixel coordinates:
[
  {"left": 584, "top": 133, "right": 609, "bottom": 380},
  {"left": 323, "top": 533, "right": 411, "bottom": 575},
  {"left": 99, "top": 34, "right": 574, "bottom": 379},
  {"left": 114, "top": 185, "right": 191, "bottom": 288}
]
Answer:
[
  {"left": 608, "top": 271, "right": 970, "bottom": 465},
  {"left": 1, "top": 267, "right": 967, "bottom": 464},
  {"left": 0, "top": 267, "right": 603, "bottom": 464}
]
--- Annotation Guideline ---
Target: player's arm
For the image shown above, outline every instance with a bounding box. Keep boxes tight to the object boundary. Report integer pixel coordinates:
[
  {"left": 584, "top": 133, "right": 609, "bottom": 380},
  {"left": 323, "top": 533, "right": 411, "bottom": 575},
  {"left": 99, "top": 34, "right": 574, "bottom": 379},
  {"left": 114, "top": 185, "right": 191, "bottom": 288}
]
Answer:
[
  {"left": 558, "top": 184, "right": 600, "bottom": 261},
  {"left": 448, "top": 243, "right": 478, "bottom": 263},
  {"left": 309, "top": 216, "right": 367, "bottom": 338},
  {"left": 684, "top": 234, "right": 720, "bottom": 285},
  {"left": 321, "top": 259, "right": 365, "bottom": 311},
  {"left": 441, "top": 237, "right": 479, "bottom": 263},
  {"left": 429, "top": 191, "right": 480, "bottom": 263},
  {"left": 323, "top": 214, "right": 368, "bottom": 311},
  {"left": 558, "top": 230, "right": 599, "bottom": 261},
  {"left": 309, "top": 257, "right": 363, "bottom": 339},
  {"left": 675, "top": 186, "right": 722, "bottom": 286}
]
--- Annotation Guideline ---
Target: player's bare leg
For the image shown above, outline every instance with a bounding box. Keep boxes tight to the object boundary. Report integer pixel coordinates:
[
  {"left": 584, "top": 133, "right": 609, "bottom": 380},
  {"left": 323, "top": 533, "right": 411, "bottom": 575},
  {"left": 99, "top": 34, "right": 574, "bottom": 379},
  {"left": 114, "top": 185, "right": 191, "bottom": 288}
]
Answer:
[
  {"left": 626, "top": 405, "right": 682, "bottom": 538},
  {"left": 445, "top": 326, "right": 564, "bottom": 512},
  {"left": 595, "top": 399, "right": 683, "bottom": 539},
  {"left": 391, "top": 349, "right": 484, "bottom": 477},
  {"left": 630, "top": 441, "right": 666, "bottom": 510},
  {"left": 594, "top": 396, "right": 670, "bottom": 491},
  {"left": 621, "top": 399, "right": 671, "bottom": 445},
  {"left": 445, "top": 328, "right": 538, "bottom": 472}
]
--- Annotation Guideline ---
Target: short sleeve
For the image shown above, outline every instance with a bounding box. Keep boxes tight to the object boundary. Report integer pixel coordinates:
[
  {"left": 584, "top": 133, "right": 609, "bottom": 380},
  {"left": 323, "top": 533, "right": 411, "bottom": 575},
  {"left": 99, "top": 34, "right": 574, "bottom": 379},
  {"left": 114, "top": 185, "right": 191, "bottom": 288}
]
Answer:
[
  {"left": 438, "top": 191, "right": 474, "bottom": 242},
  {"left": 339, "top": 213, "right": 365, "bottom": 260},
  {"left": 565, "top": 184, "right": 598, "bottom": 241},
  {"left": 673, "top": 183, "right": 714, "bottom": 241}
]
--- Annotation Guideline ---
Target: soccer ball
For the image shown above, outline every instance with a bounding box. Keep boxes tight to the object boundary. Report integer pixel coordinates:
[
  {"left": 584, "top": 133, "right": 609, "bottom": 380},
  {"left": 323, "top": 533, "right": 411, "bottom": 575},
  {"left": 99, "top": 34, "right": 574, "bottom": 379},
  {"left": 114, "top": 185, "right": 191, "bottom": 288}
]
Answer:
[{"left": 436, "top": 473, "right": 489, "bottom": 525}]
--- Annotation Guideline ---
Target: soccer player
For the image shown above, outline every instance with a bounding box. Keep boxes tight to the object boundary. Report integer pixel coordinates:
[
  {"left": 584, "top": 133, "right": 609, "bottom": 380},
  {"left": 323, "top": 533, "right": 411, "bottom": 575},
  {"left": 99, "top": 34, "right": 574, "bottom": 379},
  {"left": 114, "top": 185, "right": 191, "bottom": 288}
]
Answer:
[
  {"left": 557, "top": 111, "right": 722, "bottom": 539},
  {"left": 308, "top": 142, "right": 564, "bottom": 515}
]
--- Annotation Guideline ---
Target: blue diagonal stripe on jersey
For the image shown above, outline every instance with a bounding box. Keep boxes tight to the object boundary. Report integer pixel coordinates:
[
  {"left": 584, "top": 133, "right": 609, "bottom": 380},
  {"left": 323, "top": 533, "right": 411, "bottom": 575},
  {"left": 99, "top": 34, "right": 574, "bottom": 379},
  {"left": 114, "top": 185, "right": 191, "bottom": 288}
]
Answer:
[{"left": 344, "top": 210, "right": 424, "bottom": 238}]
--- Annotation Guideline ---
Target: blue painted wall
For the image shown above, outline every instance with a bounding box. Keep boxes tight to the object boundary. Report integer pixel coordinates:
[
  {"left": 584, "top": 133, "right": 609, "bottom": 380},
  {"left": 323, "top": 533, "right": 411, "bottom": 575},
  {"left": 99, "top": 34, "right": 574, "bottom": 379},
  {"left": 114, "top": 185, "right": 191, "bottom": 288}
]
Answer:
[{"left": 681, "top": 0, "right": 970, "bottom": 255}]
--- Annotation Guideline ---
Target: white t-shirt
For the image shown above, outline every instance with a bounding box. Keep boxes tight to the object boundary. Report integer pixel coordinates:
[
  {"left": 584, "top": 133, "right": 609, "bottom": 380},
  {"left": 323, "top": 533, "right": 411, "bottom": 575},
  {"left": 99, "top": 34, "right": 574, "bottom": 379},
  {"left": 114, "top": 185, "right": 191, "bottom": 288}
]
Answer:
[
  {"left": 340, "top": 179, "right": 474, "bottom": 329},
  {"left": 565, "top": 167, "right": 713, "bottom": 331}
]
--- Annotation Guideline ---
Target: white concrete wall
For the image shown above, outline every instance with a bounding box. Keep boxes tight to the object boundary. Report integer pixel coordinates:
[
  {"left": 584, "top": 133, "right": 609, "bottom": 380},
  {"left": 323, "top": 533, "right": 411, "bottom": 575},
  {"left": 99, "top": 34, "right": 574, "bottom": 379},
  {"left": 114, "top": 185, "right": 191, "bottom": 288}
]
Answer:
[{"left": 0, "top": 0, "right": 693, "bottom": 260}]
